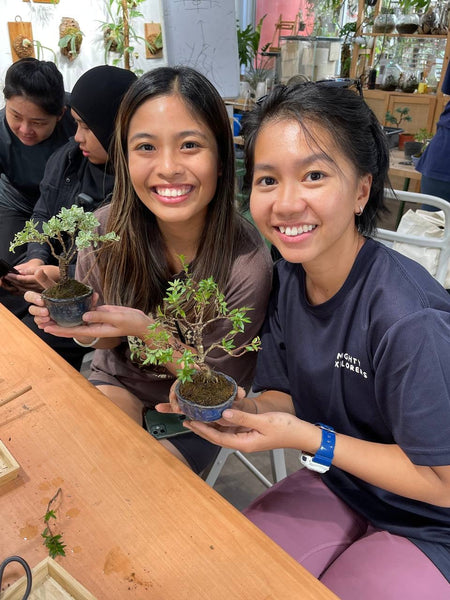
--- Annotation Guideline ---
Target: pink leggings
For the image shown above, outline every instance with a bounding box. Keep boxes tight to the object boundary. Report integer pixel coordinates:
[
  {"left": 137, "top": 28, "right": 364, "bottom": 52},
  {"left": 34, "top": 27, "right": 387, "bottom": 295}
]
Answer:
[{"left": 244, "top": 469, "right": 449, "bottom": 599}]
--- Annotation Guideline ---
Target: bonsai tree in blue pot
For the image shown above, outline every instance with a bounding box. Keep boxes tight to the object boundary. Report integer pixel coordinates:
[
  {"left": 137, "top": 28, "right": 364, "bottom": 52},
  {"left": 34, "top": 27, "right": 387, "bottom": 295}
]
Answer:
[
  {"left": 10, "top": 205, "right": 119, "bottom": 327},
  {"left": 130, "top": 258, "right": 261, "bottom": 422}
]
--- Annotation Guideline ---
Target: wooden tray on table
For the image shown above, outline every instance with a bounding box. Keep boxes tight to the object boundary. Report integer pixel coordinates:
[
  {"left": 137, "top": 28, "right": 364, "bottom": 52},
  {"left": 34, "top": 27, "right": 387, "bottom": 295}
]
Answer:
[
  {"left": 0, "top": 440, "right": 19, "bottom": 486},
  {"left": 1, "top": 557, "right": 97, "bottom": 600}
]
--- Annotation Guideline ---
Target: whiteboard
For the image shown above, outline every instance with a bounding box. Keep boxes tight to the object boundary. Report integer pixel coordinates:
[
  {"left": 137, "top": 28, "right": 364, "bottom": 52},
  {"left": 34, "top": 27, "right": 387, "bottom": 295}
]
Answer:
[{"left": 162, "top": 0, "right": 240, "bottom": 98}]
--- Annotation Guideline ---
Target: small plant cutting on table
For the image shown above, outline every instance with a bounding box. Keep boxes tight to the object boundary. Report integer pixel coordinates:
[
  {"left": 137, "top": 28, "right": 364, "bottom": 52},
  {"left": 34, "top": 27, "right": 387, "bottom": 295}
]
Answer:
[
  {"left": 42, "top": 488, "right": 66, "bottom": 559},
  {"left": 130, "top": 258, "right": 261, "bottom": 422},
  {"left": 9, "top": 205, "right": 119, "bottom": 327}
]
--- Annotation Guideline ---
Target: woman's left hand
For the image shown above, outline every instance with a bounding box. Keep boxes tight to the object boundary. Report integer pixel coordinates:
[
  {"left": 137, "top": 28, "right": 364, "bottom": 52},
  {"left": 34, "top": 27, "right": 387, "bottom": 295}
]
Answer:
[
  {"left": 42, "top": 304, "right": 152, "bottom": 340},
  {"left": 183, "top": 409, "right": 302, "bottom": 454}
]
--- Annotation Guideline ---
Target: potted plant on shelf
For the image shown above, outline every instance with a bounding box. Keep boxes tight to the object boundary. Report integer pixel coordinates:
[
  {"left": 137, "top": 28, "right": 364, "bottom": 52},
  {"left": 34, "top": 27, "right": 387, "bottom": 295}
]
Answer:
[
  {"left": 237, "top": 16, "right": 272, "bottom": 100},
  {"left": 405, "top": 127, "right": 432, "bottom": 162},
  {"left": 130, "top": 258, "right": 261, "bottom": 422},
  {"left": 9, "top": 205, "right": 119, "bottom": 327},
  {"left": 385, "top": 106, "right": 413, "bottom": 149}
]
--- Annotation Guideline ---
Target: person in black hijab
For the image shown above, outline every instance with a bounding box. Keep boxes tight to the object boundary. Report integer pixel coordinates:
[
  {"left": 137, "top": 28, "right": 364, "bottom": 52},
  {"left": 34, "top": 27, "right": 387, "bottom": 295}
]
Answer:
[{"left": 1, "top": 65, "right": 137, "bottom": 369}]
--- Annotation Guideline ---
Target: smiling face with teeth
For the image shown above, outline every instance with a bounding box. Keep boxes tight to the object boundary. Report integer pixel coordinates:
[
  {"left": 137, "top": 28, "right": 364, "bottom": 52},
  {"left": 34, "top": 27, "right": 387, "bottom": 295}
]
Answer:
[
  {"left": 127, "top": 93, "right": 220, "bottom": 241},
  {"left": 250, "top": 117, "right": 371, "bottom": 283}
]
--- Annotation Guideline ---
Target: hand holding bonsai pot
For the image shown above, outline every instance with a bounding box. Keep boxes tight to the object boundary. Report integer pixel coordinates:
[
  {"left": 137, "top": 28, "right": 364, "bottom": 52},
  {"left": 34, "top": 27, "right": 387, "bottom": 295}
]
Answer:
[
  {"left": 10, "top": 205, "right": 119, "bottom": 327},
  {"left": 130, "top": 257, "right": 261, "bottom": 422}
]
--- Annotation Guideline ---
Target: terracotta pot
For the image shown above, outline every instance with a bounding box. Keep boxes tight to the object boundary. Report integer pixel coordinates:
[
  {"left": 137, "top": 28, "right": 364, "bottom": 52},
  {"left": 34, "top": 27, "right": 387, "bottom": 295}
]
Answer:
[{"left": 398, "top": 133, "right": 414, "bottom": 150}]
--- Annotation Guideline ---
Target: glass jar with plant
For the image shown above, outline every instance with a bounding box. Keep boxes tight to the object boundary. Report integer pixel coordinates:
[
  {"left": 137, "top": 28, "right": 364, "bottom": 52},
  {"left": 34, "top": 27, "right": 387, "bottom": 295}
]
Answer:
[
  {"left": 397, "top": 0, "right": 431, "bottom": 33},
  {"left": 373, "top": 3, "right": 397, "bottom": 33}
]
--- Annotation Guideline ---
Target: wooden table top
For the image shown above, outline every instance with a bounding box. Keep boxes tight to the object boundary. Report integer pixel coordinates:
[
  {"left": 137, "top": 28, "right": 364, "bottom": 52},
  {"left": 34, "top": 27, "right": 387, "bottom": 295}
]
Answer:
[
  {"left": 389, "top": 149, "right": 422, "bottom": 181},
  {"left": 0, "top": 305, "right": 337, "bottom": 600}
]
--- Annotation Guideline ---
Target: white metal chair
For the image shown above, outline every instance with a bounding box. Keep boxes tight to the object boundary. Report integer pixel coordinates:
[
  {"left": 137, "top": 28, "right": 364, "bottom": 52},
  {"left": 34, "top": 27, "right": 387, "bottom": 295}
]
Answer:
[
  {"left": 202, "top": 447, "right": 287, "bottom": 488},
  {"left": 375, "top": 189, "right": 450, "bottom": 287}
]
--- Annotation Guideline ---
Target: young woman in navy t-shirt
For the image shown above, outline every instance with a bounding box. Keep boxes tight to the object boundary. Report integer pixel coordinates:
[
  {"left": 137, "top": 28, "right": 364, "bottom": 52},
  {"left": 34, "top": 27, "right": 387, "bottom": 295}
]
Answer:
[{"left": 172, "top": 83, "right": 450, "bottom": 599}]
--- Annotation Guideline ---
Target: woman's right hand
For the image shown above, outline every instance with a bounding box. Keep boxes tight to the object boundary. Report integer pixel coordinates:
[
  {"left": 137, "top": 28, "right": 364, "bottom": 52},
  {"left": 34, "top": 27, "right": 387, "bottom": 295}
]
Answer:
[
  {"left": 24, "top": 269, "right": 59, "bottom": 329},
  {"left": 5, "top": 259, "right": 58, "bottom": 293}
]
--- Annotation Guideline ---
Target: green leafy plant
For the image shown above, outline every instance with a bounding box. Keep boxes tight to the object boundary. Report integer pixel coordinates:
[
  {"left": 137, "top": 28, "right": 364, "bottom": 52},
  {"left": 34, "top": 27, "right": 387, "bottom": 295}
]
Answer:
[
  {"left": 398, "top": 0, "right": 431, "bottom": 14},
  {"left": 413, "top": 128, "right": 433, "bottom": 156},
  {"left": 237, "top": 16, "right": 274, "bottom": 92},
  {"left": 41, "top": 488, "right": 66, "bottom": 559},
  {"left": 10, "top": 205, "right": 119, "bottom": 289},
  {"left": 415, "top": 128, "right": 432, "bottom": 144},
  {"left": 237, "top": 15, "right": 267, "bottom": 70},
  {"left": 13, "top": 36, "right": 57, "bottom": 62},
  {"left": 99, "top": 0, "right": 154, "bottom": 74},
  {"left": 385, "top": 107, "right": 412, "bottom": 128},
  {"left": 147, "top": 29, "right": 163, "bottom": 55},
  {"left": 58, "top": 27, "right": 84, "bottom": 61},
  {"left": 130, "top": 257, "right": 261, "bottom": 385},
  {"left": 339, "top": 21, "right": 357, "bottom": 77}
]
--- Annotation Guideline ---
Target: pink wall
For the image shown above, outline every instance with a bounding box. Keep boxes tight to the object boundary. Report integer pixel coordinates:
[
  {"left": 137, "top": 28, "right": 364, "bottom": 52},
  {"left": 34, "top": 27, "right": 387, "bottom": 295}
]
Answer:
[{"left": 256, "top": 0, "right": 313, "bottom": 51}]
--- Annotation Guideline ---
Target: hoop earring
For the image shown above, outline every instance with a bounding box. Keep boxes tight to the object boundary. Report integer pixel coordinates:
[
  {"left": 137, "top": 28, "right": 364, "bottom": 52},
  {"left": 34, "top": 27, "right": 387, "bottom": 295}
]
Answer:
[{"left": 355, "top": 206, "right": 363, "bottom": 216}]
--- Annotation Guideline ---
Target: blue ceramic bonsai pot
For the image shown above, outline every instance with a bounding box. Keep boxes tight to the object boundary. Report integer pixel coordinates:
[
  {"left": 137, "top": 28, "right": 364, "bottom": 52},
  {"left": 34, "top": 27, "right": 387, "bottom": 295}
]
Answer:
[
  {"left": 42, "top": 286, "right": 93, "bottom": 328},
  {"left": 175, "top": 372, "right": 237, "bottom": 422}
]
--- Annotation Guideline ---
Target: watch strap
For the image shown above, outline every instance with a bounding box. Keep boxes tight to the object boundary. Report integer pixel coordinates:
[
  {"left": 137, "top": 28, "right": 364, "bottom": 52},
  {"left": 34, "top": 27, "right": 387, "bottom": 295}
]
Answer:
[{"left": 299, "top": 423, "right": 336, "bottom": 473}]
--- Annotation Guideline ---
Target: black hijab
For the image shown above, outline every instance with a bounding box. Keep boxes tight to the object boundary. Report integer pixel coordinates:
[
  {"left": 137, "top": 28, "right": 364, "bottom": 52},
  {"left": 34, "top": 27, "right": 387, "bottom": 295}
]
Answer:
[
  {"left": 70, "top": 65, "right": 137, "bottom": 153},
  {"left": 69, "top": 66, "right": 137, "bottom": 205}
]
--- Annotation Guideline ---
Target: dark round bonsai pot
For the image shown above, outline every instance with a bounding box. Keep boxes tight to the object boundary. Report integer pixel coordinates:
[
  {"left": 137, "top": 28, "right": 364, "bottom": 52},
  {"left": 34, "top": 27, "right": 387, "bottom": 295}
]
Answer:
[
  {"left": 175, "top": 372, "right": 237, "bottom": 422},
  {"left": 404, "top": 141, "right": 423, "bottom": 158},
  {"left": 42, "top": 286, "right": 94, "bottom": 327}
]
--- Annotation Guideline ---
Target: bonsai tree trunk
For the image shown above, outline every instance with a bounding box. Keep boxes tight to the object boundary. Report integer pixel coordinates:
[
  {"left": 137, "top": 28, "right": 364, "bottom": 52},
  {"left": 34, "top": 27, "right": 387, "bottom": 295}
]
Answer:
[
  {"left": 58, "top": 257, "right": 69, "bottom": 284},
  {"left": 121, "top": 0, "right": 130, "bottom": 70}
]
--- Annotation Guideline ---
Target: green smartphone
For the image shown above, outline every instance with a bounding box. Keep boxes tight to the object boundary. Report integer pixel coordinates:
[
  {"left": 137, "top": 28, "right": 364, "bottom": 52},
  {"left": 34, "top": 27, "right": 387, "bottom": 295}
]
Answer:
[{"left": 144, "top": 409, "right": 189, "bottom": 440}]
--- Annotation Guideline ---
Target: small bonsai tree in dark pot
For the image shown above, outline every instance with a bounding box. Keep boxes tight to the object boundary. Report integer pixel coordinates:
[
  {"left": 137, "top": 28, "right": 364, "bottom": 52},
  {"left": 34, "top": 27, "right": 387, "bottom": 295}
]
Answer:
[
  {"left": 130, "top": 258, "right": 261, "bottom": 422},
  {"left": 10, "top": 205, "right": 119, "bottom": 327}
]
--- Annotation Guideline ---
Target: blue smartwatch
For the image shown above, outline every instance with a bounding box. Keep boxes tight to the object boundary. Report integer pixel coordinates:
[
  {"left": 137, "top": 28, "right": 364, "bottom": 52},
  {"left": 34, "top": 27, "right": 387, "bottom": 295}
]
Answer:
[{"left": 299, "top": 423, "right": 336, "bottom": 473}]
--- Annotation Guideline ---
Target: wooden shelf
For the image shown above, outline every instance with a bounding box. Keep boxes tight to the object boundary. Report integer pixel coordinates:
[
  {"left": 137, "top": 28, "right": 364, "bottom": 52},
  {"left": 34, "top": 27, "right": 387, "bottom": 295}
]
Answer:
[
  {"left": 365, "top": 33, "right": 447, "bottom": 39},
  {"left": 350, "top": 0, "right": 449, "bottom": 132}
]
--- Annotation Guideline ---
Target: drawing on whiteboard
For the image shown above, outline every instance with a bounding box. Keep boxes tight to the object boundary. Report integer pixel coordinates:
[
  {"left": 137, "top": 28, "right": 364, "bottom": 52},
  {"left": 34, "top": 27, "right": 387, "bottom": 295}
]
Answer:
[{"left": 163, "top": 0, "right": 240, "bottom": 97}]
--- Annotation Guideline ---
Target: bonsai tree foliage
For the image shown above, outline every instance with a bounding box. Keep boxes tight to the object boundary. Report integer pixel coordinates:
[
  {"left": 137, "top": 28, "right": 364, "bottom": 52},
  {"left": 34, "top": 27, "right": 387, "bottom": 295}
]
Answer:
[
  {"left": 130, "top": 257, "right": 261, "bottom": 387},
  {"left": 385, "top": 106, "right": 412, "bottom": 129},
  {"left": 9, "top": 205, "right": 119, "bottom": 296}
]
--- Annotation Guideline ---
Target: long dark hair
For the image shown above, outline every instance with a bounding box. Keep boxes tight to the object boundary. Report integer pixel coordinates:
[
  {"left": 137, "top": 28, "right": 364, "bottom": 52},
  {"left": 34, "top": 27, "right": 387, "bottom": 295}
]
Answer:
[
  {"left": 98, "top": 66, "right": 240, "bottom": 312},
  {"left": 242, "top": 82, "right": 390, "bottom": 236}
]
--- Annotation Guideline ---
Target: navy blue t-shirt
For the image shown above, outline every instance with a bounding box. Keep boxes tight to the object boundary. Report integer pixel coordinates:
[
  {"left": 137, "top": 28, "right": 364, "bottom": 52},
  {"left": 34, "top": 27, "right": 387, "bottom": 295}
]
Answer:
[{"left": 253, "top": 238, "right": 450, "bottom": 580}]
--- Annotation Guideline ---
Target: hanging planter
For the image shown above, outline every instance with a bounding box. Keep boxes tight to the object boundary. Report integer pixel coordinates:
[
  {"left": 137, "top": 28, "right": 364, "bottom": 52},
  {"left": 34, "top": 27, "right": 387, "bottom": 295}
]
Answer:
[
  {"left": 59, "top": 17, "right": 83, "bottom": 62},
  {"left": 12, "top": 35, "right": 34, "bottom": 59}
]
